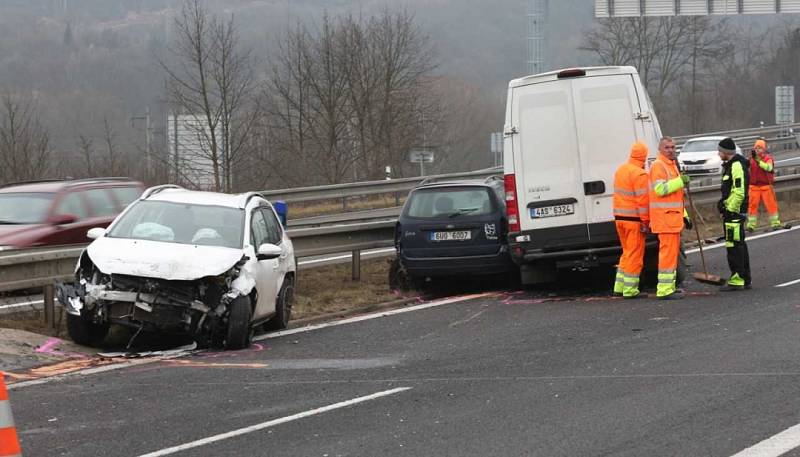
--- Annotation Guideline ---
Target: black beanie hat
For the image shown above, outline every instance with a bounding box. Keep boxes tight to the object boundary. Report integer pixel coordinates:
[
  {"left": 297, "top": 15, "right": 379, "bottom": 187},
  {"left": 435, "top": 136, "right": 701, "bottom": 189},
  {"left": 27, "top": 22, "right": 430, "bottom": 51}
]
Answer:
[{"left": 718, "top": 137, "right": 736, "bottom": 153}]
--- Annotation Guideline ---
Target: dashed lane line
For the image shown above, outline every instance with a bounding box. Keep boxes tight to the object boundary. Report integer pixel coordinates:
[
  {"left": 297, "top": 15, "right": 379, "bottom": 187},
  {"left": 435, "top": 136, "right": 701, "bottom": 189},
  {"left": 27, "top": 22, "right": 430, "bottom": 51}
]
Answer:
[
  {"left": 730, "top": 422, "right": 800, "bottom": 457},
  {"left": 137, "top": 387, "right": 412, "bottom": 457},
  {"left": 775, "top": 278, "right": 800, "bottom": 288}
]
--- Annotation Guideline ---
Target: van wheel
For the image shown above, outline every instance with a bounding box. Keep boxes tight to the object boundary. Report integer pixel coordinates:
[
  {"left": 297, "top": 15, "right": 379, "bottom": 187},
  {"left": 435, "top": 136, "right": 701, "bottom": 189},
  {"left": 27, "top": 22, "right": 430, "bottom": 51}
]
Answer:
[
  {"left": 264, "top": 278, "right": 294, "bottom": 331},
  {"left": 67, "top": 314, "right": 109, "bottom": 347},
  {"left": 225, "top": 296, "right": 252, "bottom": 350}
]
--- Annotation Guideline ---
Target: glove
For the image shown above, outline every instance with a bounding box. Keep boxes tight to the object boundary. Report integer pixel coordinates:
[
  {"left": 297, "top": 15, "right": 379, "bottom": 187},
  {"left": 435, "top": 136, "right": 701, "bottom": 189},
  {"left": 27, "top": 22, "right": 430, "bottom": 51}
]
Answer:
[
  {"left": 639, "top": 223, "right": 650, "bottom": 234},
  {"left": 680, "top": 174, "right": 691, "bottom": 187},
  {"left": 750, "top": 149, "right": 757, "bottom": 159},
  {"left": 716, "top": 199, "right": 725, "bottom": 214},
  {"left": 683, "top": 216, "right": 693, "bottom": 230}
]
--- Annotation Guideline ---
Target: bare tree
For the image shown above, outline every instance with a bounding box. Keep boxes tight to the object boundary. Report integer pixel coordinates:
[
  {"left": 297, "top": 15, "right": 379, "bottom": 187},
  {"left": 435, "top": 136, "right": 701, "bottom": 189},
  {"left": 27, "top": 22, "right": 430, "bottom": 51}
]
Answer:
[
  {"left": 160, "top": 0, "right": 258, "bottom": 192},
  {"left": 0, "top": 93, "right": 50, "bottom": 185},
  {"left": 101, "top": 117, "right": 120, "bottom": 176},
  {"left": 76, "top": 134, "right": 94, "bottom": 177},
  {"left": 582, "top": 16, "right": 733, "bottom": 132}
]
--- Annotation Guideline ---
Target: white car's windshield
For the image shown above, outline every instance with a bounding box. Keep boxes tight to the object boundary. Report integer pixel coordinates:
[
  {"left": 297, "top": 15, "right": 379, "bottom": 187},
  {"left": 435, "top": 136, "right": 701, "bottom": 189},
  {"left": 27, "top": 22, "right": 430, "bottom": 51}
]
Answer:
[
  {"left": 682, "top": 140, "right": 720, "bottom": 153},
  {"left": 107, "top": 200, "right": 244, "bottom": 249}
]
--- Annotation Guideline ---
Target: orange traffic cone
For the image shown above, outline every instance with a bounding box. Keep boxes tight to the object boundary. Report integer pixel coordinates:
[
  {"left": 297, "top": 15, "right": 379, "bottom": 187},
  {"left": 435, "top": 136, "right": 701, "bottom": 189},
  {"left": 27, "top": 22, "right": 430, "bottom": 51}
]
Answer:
[{"left": 0, "top": 372, "right": 21, "bottom": 457}]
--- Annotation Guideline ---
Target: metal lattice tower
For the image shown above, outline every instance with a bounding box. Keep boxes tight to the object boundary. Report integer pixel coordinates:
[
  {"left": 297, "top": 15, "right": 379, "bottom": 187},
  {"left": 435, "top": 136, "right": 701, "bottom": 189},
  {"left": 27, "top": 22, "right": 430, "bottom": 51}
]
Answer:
[{"left": 526, "top": 0, "right": 548, "bottom": 75}]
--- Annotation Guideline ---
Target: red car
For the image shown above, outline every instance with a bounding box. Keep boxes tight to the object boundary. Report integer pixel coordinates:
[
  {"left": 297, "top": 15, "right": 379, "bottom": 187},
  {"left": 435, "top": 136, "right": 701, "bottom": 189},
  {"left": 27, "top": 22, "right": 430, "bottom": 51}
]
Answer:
[{"left": 0, "top": 178, "right": 144, "bottom": 250}]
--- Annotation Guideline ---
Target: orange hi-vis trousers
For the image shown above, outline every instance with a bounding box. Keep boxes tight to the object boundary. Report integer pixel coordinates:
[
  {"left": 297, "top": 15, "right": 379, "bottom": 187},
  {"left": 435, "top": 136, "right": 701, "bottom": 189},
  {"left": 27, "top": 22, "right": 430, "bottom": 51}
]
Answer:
[
  {"left": 656, "top": 233, "right": 681, "bottom": 298},
  {"left": 748, "top": 184, "right": 781, "bottom": 229},
  {"left": 614, "top": 220, "right": 646, "bottom": 297}
]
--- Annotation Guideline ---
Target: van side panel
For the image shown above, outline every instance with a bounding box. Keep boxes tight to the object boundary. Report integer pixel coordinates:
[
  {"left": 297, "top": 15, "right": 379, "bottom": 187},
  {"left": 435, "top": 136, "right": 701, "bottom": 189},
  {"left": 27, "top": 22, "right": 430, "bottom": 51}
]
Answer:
[{"left": 512, "top": 81, "right": 589, "bottom": 243}]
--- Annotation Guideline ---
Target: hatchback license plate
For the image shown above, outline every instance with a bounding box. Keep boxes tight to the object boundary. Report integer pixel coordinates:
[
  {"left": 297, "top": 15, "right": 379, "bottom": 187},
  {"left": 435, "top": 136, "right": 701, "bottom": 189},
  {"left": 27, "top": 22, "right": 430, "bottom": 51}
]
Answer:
[
  {"left": 430, "top": 231, "right": 471, "bottom": 241},
  {"left": 530, "top": 204, "right": 575, "bottom": 218}
]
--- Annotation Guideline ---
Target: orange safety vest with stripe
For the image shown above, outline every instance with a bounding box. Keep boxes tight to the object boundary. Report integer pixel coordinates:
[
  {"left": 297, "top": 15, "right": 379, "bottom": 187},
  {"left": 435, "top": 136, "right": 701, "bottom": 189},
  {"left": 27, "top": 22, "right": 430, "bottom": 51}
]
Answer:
[
  {"left": 613, "top": 159, "right": 649, "bottom": 224},
  {"left": 648, "top": 153, "right": 685, "bottom": 234}
]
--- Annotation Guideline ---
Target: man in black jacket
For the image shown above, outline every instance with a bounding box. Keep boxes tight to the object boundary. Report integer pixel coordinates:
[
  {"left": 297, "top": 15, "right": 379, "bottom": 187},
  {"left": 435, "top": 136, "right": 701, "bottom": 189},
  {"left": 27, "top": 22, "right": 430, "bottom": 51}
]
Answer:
[{"left": 717, "top": 137, "right": 751, "bottom": 291}]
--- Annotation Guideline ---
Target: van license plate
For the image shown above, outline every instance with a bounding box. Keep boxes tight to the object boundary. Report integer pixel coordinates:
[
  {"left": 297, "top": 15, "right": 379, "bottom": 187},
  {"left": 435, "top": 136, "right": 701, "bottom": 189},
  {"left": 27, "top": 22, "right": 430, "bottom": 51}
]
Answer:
[
  {"left": 530, "top": 204, "right": 575, "bottom": 218},
  {"left": 430, "top": 231, "right": 471, "bottom": 241}
]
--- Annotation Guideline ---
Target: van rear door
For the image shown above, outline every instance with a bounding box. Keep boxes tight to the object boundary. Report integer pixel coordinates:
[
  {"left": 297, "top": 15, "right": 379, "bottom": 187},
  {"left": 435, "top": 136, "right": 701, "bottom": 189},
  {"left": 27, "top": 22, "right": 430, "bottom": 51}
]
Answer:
[
  {"left": 511, "top": 79, "right": 590, "bottom": 247},
  {"left": 571, "top": 74, "right": 651, "bottom": 241}
]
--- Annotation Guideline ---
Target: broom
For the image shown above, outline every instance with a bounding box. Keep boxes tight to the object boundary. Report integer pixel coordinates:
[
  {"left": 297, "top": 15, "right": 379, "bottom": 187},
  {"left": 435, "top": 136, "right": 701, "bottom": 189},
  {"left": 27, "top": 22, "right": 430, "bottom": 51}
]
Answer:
[{"left": 685, "top": 180, "right": 725, "bottom": 285}]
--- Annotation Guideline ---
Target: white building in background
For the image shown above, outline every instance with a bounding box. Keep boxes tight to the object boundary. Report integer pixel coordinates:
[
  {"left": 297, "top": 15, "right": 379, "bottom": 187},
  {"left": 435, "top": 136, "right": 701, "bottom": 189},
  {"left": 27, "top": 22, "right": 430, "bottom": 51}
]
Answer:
[{"left": 166, "top": 114, "right": 223, "bottom": 190}]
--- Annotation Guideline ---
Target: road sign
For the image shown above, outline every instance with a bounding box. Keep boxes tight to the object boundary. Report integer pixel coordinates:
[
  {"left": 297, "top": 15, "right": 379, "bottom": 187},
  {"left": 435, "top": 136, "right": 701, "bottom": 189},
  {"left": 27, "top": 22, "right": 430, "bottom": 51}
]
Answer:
[
  {"left": 409, "top": 149, "right": 435, "bottom": 163},
  {"left": 776, "top": 86, "right": 795, "bottom": 125},
  {"left": 490, "top": 132, "right": 503, "bottom": 167}
]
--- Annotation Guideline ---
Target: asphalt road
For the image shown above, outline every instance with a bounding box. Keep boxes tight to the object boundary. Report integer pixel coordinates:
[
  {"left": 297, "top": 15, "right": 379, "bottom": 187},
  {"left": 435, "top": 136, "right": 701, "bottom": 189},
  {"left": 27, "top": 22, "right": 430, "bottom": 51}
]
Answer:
[{"left": 9, "top": 227, "right": 800, "bottom": 457}]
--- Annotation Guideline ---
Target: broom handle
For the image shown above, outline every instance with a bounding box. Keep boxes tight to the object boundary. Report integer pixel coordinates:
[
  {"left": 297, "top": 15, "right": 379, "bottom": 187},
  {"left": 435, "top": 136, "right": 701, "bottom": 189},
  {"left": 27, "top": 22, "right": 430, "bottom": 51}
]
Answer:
[{"left": 685, "top": 182, "right": 710, "bottom": 275}]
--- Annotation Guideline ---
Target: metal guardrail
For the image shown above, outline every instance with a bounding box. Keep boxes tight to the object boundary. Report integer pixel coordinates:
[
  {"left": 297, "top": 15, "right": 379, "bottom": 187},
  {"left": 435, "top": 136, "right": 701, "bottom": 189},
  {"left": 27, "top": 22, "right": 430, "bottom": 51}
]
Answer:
[
  {"left": 260, "top": 167, "right": 503, "bottom": 204},
  {"left": 672, "top": 122, "right": 800, "bottom": 145}
]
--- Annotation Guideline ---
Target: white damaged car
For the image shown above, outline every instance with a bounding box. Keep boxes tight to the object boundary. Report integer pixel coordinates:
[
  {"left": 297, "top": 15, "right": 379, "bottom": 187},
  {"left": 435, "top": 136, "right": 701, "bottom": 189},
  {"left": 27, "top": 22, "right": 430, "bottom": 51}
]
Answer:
[{"left": 57, "top": 186, "right": 296, "bottom": 349}]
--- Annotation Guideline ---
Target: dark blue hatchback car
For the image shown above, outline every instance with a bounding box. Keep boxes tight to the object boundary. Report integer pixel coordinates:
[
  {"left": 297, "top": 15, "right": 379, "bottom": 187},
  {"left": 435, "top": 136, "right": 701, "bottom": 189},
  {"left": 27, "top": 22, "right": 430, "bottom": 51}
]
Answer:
[{"left": 391, "top": 178, "right": 517, "bottom": 288}]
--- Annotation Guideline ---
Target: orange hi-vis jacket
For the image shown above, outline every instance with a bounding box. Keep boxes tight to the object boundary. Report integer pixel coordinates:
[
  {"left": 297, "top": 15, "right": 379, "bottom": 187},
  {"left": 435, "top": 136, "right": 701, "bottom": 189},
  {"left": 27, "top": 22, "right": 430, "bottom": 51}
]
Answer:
[
  {"left": 613, "top": 157, "right": 650, "bottom": 224},
  {"left": 648, "top": 153, "right": 685, "bottom": 234}
]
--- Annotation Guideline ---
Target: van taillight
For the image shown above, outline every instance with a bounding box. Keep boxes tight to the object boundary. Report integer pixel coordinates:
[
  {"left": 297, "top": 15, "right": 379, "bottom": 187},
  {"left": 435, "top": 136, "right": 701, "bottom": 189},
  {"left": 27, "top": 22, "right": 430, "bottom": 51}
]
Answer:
[{"left": 504, "top": 174, "right": 521, "bottom": 233}]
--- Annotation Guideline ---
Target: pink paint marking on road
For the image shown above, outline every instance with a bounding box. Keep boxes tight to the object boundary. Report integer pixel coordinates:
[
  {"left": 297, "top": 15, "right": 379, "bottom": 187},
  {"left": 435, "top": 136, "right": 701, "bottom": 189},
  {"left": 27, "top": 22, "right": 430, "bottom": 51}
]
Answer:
[
  {"left": 35, "top": 338, "right": 63, "bottom": 354},
  {"left": 35, "top": 337, "right": 91, "bottom": 359}
]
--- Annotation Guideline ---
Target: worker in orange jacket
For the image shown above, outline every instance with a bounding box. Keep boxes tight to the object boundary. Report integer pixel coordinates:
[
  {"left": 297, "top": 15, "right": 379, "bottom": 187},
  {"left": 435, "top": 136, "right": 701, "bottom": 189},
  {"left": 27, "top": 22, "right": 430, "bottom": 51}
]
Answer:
[
  {"left": 747, "top": 139, "right": 783, "bottom": 231},
  {"left": 613, "top": 142, "right": 650, "bottom": 299},
  {"left": 649, "top": 137, "right": 690, "bottom": 300}
]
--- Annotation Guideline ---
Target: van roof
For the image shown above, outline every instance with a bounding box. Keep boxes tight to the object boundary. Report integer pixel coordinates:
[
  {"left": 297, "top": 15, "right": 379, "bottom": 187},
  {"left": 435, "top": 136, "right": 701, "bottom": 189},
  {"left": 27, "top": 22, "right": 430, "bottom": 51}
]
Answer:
[{"left": 508, "top": 66, "right": 639, "bottom": 89}]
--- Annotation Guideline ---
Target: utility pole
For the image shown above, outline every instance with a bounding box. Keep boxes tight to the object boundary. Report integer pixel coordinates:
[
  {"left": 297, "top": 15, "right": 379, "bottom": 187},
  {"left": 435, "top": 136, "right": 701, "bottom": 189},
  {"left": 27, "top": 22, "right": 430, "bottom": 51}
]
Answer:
[{"left": 527, "top": 0, "right": 548, "bottom": 75}]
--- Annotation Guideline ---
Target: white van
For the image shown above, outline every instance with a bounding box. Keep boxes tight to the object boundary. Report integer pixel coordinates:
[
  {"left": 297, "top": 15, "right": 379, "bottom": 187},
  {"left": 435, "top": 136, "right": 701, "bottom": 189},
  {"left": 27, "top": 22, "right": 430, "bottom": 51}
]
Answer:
[{"left": 502, "top": 66, "right": 663, "bottom": 285}]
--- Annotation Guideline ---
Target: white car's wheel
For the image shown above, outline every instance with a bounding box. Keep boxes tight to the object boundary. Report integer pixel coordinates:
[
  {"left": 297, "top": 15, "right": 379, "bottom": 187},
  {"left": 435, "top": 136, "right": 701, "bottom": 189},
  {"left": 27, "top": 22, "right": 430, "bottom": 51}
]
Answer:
[
  {"left": 264, "top": 277, "right": 294, "bottom": 331},
  {"left": 225, "top": 296, "right": 252, "bottom": 350},
  {"left": 66, "top": 314, "right": 109, "bottom": 347}
]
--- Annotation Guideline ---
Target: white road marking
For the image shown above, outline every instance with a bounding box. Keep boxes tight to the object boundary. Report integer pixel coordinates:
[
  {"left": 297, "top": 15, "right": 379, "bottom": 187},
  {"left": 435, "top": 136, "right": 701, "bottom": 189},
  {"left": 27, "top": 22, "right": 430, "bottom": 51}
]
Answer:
[
  {"left": 774, "top": 157, "right": 800, "bottom": 164},
  {"left": 730, "top": 422, "right": 800, "bottom": 457},
  {"left": 774, "top": 278, "right": 800, "bottom": 288},
  {"left": 254, "top": 293, "right": 495, "bottom": 341},
  {"left": 686, "top": 225, "right": 800, "bottom": 255},
  {"left": 137, "top": 387, "right": 412, "bottom": 457}
]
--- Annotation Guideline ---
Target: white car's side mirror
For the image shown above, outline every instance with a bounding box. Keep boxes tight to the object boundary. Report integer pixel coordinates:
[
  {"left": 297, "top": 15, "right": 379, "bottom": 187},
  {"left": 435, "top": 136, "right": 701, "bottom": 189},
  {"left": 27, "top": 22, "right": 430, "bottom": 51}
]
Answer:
[
  {"left": 87, "top": 228, "right": 107, "bottom": 240},
  {"left": 257, "top": 243, "right": 282, "bottom": 261}
]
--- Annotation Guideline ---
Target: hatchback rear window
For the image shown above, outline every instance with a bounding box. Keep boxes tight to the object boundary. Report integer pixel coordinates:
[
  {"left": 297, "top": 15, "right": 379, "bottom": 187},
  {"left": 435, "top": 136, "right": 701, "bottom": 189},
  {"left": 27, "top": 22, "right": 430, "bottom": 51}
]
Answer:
[
  {"left": 0, "top": 193, "right": 54, "bottom": 224},
  {"left": 405, "top": 187, "right": 494, "bottom": 218}
]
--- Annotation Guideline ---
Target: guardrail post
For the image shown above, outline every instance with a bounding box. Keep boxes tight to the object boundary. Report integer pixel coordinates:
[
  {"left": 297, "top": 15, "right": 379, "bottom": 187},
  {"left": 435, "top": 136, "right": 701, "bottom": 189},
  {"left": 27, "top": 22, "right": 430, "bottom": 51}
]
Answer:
[
  {"left": 395, "top": 191, "right": 400, "bottom": 206},
  {"left": 352, "top": 249, "right": 361, "bottom": 281},
  {"left": 43, "top": 284, "right": 55, "bottom": 329}
]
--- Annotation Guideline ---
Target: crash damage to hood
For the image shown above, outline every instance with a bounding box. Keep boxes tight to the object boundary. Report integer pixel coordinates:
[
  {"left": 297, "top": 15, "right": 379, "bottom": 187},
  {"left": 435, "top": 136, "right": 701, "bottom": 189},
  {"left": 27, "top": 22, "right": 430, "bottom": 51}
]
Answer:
[{"left": 87, "top": 236, "right": 246, "bottom": 281}]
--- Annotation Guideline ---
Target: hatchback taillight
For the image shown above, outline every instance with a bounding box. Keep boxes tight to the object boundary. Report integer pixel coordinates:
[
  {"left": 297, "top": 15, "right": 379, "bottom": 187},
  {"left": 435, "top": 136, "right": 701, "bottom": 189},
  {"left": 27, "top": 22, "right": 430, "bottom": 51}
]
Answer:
[{"left": 504, "top": 174, "right": 521, "bottom": 233}]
